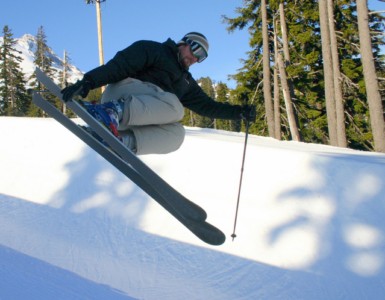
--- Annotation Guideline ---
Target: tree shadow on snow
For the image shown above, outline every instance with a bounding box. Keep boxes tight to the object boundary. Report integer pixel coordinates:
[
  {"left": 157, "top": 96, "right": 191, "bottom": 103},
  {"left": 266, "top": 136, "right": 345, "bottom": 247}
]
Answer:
[
  {"left": 49, "top": 146, "right": 151, "bottom": 228},
  {"left": 0, "top": 193, "right": 320, "bottom": 300},
  {"left": 272, "top": 152, "right": 385, "bottom": 299},
  {"left": 5, "top": 132, "right": 385, "bottom": 299}
]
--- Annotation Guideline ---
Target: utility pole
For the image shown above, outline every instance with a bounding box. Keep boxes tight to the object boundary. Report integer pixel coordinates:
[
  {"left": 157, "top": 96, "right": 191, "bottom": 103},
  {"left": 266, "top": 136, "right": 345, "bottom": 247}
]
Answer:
[{"left": 86, "top": 0, "right": 106, "bottom": 92}]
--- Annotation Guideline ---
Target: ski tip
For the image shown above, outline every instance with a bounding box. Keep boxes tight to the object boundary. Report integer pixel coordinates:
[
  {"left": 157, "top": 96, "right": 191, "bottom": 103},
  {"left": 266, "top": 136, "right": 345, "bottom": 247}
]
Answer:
[
  {"left": 192, "top": 221, "right": 226, "bottom": 246},
  {"left": 206, "top": 230, "right": 226, "bottom": 246},
  {"left": 215, "top": 233, "right": 226, "bottom": 246}
]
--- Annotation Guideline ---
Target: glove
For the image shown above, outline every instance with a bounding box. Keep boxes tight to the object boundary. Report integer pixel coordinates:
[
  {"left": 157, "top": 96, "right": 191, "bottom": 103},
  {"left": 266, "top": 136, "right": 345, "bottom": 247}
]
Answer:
[
  {"left": 61, "top": 78, "right": 93, "bottom": 102},
  {"left": 240, "top": 104, "right": 256, "bottom": 122}
]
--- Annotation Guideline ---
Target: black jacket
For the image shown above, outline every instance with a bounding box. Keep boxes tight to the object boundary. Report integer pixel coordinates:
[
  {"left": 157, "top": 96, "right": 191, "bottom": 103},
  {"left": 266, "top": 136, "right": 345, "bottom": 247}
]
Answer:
[{"left": 85, "top": 38, "right": 243, "bottom": 120}]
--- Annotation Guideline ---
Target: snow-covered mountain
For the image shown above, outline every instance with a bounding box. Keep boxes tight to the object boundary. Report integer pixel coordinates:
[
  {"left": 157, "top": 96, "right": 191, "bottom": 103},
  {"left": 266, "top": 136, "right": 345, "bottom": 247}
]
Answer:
[
  {"left": 0, "top": 34, "right": 83, "bottom": 83},
  {"left": 1, "top": 116, "right": 385, "bottom": 299}
]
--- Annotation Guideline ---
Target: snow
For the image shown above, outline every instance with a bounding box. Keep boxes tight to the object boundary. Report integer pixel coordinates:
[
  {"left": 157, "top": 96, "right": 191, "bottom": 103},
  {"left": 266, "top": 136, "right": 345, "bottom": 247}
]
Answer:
[{"left": 1, "top": 116, "right": 385, "bottom": 299}]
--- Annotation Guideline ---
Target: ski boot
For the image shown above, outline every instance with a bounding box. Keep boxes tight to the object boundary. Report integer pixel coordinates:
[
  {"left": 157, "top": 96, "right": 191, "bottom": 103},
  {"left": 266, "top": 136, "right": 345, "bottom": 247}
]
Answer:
[{"left": 79, "top": 99, "right": 124, "bottom": 139}]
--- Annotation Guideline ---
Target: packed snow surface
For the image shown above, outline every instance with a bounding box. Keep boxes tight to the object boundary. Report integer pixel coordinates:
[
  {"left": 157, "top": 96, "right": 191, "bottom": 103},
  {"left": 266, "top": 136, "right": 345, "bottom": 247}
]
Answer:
[{"left": 1, "top": 117, "right": 385, "bottom": 299}]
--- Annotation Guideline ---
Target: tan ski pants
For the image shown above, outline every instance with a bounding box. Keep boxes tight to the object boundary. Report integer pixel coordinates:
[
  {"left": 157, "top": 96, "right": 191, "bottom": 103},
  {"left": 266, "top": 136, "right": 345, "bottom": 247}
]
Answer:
[{"left": 101, "top": 78, "right": 185, "bottom": 155}]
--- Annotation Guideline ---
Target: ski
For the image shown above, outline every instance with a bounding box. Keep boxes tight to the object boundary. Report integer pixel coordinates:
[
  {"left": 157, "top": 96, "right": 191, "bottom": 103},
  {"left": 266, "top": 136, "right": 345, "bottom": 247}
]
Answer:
[
  {"left": 35, "top": 68, "right": 206, "bottom": 222},
  {"left": 33, "top": 68, "right": 226, "bottom": 246}
]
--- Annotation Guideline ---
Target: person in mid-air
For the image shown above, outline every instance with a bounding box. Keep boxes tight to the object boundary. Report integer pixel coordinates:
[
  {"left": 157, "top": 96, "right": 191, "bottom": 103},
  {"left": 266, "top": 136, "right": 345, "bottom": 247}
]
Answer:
[{"left": 62, "top": 32, "right": 255, "bottom": 155}]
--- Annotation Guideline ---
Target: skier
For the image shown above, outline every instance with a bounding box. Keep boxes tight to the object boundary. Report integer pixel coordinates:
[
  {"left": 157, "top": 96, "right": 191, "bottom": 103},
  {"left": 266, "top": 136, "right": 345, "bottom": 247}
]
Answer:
[{"left": 61, "top": 32, "right": 256, "bottom": 155}]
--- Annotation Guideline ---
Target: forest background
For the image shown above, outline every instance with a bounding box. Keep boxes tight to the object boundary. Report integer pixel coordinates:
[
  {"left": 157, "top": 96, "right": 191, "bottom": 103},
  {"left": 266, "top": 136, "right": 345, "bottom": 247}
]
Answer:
[{"left": 1, "top": 0, "right": 384, "bottom": 152}]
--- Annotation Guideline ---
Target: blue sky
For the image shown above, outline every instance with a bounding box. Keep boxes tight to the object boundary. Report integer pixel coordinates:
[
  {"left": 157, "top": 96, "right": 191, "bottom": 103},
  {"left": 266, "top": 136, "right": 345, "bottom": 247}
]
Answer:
[
  {"left": 1, "top": 0, "right": 384, "bottom": 88},
  {"left": 1, "top": 0, "right": 249, "bottom": 88}
]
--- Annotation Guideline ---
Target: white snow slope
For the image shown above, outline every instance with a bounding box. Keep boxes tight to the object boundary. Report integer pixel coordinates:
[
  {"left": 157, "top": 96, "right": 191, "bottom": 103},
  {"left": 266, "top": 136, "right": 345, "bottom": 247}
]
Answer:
[{"left": 1, "top": 117, "right": 385, "bottom": 300}]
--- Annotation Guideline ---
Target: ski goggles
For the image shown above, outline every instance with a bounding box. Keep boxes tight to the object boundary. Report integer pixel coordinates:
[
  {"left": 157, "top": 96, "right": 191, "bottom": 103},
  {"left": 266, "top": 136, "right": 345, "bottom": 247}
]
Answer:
[{"left": 184, "top": 38, "right": 208, "bottom": 63}]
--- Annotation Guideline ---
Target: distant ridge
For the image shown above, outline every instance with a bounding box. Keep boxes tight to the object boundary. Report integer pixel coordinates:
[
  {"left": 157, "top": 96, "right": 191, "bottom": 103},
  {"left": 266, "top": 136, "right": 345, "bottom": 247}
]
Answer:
[{"left": 0, "top": 33, "right": 83, "bottom": 84}]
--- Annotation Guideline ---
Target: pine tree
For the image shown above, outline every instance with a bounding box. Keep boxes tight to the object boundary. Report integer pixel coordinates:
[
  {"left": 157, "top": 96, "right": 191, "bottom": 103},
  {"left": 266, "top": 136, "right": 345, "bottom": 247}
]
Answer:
[
  {"left": 34, "top": 26, "right": 54, "bottom": 77},
  {"left": 223, "top": 0, "right": 385, "bottom": 151},
  {"left": 181, "top": 77, "right": 216, "bottom": 128},
  {"left": 196, "top": 77, "right": 215, "bottom": 128},
  {"left": 0, "top": 25, "right": 30, "bottom": 116},
  {"left": 214, "top": 82, "right": 232, "bottom": 130},
  {"left": 224, "top": 0, "right": 303, "bottom": 137},
  {"left": 28, "top": 26, "right": 56, "bottom": 116},
  {"left": 58, "top": 50, "right": 70, "bottom": 89},
  {"left": 335, "top": 0, "right": 385, "bottom": 150}
]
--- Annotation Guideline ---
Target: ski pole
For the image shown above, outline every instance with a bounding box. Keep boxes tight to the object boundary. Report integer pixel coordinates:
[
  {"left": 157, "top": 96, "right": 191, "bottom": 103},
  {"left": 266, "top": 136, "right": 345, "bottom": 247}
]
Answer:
[{"left": 231, "top": 120, "right": 250, "bottom": 241}]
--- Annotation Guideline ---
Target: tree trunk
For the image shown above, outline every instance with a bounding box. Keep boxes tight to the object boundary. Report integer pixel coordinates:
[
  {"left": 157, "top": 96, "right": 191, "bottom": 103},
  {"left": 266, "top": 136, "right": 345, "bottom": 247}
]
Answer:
[
  {"left": 278, "top": 2, "right": 301, "bottom": 141},
  {"left": 319, "top": 0, "right": 338, "bottom": 146},
  {"left": 273, "top": 18, "right": 281, "bottom": 140},
  {"left": 277, "top": 52, "right": 301, "bottom": 141},
  {"left": 327, "top": 0, "right": 347, "bottom": 147},
  {"left": 261, "top": 0, "right": 275, "bottom": 136},
  {"left": 279, "top": 3, "right": 290, "bottom": 65},
  {"left": 357, "top": 0, "right": 385, "bottom": 152}
]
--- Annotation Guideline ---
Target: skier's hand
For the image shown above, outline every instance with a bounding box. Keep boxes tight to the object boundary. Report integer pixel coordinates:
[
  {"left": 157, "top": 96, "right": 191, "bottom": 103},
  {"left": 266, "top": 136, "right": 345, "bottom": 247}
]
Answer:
[
  {"left": 240, "top": 104, "right": 256, "bottom": 122},
  {"left": 61, "top": 78, "right": 93, "bottom": 102}
]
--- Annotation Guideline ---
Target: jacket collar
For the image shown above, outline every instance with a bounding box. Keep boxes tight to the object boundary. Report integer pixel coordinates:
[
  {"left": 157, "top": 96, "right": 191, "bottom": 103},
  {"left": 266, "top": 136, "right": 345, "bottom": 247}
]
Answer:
[{"left": 163, "top": 38, "right": 189, "bottom": 70}]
